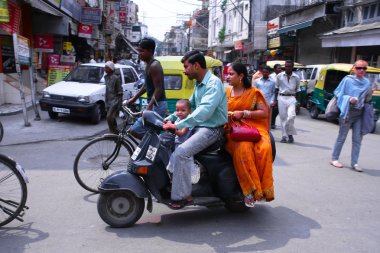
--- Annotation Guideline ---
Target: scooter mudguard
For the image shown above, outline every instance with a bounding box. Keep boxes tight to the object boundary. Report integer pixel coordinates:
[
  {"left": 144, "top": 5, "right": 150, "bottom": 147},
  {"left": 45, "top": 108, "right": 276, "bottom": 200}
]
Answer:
[{"left": 98, "top": 170, "right": 149, "bottom": 198}]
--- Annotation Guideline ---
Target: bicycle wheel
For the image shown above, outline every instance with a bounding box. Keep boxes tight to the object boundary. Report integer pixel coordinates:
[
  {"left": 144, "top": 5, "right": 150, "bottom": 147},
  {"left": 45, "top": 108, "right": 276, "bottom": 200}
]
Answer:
[
  {"left": 73, "top": 135, "right": 134, "bottom": 193},
  {"left": 0, "top": 156, "right": 28, "bottom": 227},
  {"left": 0, "top": 121, "right": 4, "bottom": 142}
]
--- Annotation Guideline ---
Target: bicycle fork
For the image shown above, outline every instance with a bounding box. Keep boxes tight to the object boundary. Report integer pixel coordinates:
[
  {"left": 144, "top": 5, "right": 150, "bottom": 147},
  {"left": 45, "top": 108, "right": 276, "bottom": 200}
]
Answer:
[{"left": 0, "top": 198, "right": 29, "bottom": 222}]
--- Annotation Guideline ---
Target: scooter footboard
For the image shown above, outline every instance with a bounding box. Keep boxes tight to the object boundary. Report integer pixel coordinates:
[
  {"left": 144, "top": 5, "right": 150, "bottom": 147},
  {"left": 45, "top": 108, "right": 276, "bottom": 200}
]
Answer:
[{"left": 98, "top": 170, "right": 149, "bottom": 198}]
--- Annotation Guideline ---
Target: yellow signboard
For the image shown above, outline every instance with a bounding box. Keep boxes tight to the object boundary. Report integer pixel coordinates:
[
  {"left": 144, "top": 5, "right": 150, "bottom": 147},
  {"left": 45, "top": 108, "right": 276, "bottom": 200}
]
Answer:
[
  {"left": 0, "top": 0, "right": 9, "bottom": 22},
  {"left": 47, "top": 65, "right": 71, "bottom": 86},
  {"left": 268, "top": 36, "right": 280, "bottom": 49},
  {"left": 63, "top": 41, "right": 73, "bottom": 51}
]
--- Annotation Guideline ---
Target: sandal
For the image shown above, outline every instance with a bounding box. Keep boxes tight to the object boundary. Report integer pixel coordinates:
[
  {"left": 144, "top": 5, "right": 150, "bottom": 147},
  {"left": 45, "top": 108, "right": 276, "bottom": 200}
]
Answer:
[
  {"left": 244, "top": 194, "right": 256, "bottom": 208},
  {"left": 330, "top": 160, "right": 343, "bottom": 168},
  {"left": 168, "top": 197, "right": 193, "bottom": 210}
]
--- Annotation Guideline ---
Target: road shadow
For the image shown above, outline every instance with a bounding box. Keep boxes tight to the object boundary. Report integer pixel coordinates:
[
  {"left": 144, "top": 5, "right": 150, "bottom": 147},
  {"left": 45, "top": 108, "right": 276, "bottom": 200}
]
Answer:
[
  {"left": 290, "top": 142, "right": 331, "bottom": 150},
  {"left": 358, "top": 168, "right": 380, "bottom": 177},
  {"left": 0, "top": 222, "right": 49, "bottom": 253},
  {"left": 83, "top": 192, "right": 98, "bottom": 204},
  {"left": 105, "top": 205, "right": 321, "bottom": 252}
]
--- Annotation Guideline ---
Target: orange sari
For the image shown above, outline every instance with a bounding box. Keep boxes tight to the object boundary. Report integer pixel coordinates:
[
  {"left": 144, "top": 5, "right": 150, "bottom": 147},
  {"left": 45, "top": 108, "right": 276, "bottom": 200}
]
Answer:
[{"left": 224, "top": 87, "right": 274, "bottom": 202}]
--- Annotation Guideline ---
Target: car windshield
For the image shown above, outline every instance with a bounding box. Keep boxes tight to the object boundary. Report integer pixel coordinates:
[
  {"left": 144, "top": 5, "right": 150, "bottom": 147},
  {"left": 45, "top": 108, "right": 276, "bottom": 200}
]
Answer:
[{"left": 64, "top": 65, "right": 105, "bottom": 83}]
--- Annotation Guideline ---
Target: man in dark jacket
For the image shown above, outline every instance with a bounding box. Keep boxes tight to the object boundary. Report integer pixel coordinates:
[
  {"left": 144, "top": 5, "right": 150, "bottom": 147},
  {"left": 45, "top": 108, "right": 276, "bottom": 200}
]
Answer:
[{"left": 105, "top": 61, "right": 123, "bottom": 134}]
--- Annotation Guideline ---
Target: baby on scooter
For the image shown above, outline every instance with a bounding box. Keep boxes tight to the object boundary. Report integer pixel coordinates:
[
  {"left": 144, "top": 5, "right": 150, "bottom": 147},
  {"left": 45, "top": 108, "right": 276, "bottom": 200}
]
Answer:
[{"left": 165, "top": 99, "right": 200, "bottom": 183}]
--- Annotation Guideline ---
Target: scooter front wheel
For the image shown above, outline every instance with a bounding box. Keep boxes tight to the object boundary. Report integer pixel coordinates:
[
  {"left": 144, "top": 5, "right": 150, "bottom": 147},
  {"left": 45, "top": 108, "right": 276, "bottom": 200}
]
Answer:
[{"left": 97, "top": 190, "right": 145, "bottom": 228}]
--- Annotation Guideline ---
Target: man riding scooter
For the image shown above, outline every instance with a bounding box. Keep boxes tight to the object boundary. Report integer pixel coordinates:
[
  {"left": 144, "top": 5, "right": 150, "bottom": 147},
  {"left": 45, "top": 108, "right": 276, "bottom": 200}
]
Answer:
[{"left": 163, "top": 50, "right": 228, "bottom": 209}]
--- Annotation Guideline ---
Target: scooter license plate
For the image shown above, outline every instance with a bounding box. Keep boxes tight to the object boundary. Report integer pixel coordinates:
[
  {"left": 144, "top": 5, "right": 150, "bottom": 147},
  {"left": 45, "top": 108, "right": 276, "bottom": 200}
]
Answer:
[
  {"left": 131, "top": 147, "right": 141, "bottom": 160},
  {"left": 146, "top": 145, "right": 157, "bottom": 161}
]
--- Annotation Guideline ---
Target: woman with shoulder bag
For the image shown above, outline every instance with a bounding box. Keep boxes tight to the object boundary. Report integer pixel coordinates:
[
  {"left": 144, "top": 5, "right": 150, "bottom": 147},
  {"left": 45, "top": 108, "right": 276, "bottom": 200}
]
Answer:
[
  {"left": 330, "top": 60, "right": 372, "bottom": 172},
  {"left": 224, "top": 62, "right": 274, "bottom": 207}
]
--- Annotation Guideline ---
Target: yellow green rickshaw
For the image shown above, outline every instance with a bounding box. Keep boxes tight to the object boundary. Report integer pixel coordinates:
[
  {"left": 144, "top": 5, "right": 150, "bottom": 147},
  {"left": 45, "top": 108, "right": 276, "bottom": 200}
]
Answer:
[{"left": 140, "top": 56, "right": 223, "bottom": 113}]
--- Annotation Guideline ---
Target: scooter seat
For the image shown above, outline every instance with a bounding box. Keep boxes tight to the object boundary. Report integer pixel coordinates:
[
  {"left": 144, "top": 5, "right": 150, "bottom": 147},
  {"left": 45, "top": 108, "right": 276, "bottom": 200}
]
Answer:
[{"left": 198, "top": 137, "right": 225, "bottom": 154}]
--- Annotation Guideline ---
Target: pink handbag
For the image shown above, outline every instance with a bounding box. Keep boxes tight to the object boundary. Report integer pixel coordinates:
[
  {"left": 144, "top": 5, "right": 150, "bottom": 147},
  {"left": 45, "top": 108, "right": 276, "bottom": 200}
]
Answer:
[{"left": 229, "top": 118, "right": 261, "bottom": 142}]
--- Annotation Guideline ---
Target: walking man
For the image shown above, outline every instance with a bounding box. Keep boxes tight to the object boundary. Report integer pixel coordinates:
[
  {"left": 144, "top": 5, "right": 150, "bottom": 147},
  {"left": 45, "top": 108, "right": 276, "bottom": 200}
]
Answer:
[
  {"left": 254, "top": 66, "right": 276, "bottom": 130},
  {"left": 128, "top": 38, "right": 167, "bottom": 139},
  {"left": 269, "top": 64, "right": 282, "bottom": 129},
  {"left": 105, "top": 61, "right": 123, "bottom": 134},
  {"left": 163, "top": 50, "right": 227, "bottom": 209},
  {"left": 275, "top": 60, "right": 300, "bottom": 143}
]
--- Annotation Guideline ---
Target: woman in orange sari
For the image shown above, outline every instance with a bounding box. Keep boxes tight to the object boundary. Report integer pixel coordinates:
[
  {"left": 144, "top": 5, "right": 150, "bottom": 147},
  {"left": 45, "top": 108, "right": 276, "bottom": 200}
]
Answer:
[{"left": 225, "top": 62, "right": 274, "bottom": 207}]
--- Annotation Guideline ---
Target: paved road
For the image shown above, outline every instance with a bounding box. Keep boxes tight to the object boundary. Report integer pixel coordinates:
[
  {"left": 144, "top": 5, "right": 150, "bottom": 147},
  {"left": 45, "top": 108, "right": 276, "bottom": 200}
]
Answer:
[{"left": 0, "top": 108, "right": 380, "bottom": 253}]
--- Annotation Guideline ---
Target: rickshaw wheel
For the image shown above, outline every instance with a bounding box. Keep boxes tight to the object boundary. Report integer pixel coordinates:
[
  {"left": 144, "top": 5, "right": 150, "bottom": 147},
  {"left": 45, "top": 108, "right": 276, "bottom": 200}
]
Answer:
[{"left": 310, "top": 105, "right": 319, "bottom": 119}]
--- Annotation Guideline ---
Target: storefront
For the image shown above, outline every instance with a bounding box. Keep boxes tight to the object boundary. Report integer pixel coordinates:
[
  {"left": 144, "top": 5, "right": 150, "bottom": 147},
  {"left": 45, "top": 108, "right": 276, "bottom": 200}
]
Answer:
[{"left": 320, "top": 22, "right": 380, "bottom": 67}]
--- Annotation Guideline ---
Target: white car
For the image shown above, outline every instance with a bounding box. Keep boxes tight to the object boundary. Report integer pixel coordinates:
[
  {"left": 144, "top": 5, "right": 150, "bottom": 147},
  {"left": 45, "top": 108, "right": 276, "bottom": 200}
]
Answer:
[{"left": 39, "top": 63, "right": 142, "bottom": 124}]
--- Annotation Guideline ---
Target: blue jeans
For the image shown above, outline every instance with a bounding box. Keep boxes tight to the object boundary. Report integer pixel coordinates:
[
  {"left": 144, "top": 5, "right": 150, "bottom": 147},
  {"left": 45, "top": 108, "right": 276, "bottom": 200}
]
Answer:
[
  {"left": 130, "top": 101, "right": 167, "bottom": 137},
  {"left": 168, "top": 127, "right": 224, "bottom": 200},
  {"left": 331, "top": 111, "right": 363, "bottom": 166}
]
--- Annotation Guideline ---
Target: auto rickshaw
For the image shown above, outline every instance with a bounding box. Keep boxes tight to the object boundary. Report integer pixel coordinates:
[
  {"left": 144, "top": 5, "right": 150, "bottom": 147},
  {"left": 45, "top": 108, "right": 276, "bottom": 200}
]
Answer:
[
  {"left": 266, "top": 60, "right": 306, "bottom": 113},
  {"left": 309, "top": 63, "right": 380, "bottom": 130},
  {"left": 139, "top": 56, "right": 223, "bottom": 113}
]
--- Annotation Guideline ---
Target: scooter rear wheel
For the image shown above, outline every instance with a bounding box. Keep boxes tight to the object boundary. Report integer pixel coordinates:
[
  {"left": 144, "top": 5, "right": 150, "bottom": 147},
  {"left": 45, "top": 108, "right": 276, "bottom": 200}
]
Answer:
[
  {"left": 224, "top": 199, "right": 249, "bottom": 213},
  {"left": 97, "top": 190, "right": 145, "bottom": 228}
]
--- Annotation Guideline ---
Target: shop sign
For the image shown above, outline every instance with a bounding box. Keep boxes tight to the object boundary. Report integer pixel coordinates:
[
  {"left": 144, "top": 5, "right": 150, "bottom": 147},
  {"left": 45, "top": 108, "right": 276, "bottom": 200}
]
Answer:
[
  {"left": 0, "top": 0, "right": 10, "bottom": 22},
  {"left": 254, "top": 21, "right": 267, "bottom": 50},
  {"left": 78, "top": 24, "right": 93, "bottom": 39},
  {"left": 268, "top": 17, "right": 279, "bottom": 37},
  {"left": 234, "top": 41, "right": 243, "bottom": 50},
  {"left": 34, "top": 35, "right": 54, "bottom": 53},
  {"left": 243, "top": 42, "right": 254, "bottom": 54},
  {"left": 13, "top": 34, "right": 30, "bottom": 66},
  {"left": 1, "top": 35, "right": 16, "bottom": 73},
  {"left": 61, "top": 0, "right": 81, "bottom": 21},
  {"left": 268, "top": 36, "right": 280, "bottom": 49},
  {"left": 63, "top": 41, "right": 73, "bottom": 51},
  {"left": 47, "top": 65, "right": 72, "bottom": 86},
  {"left": 0, "top": 0, "right": 21, "bottom": 34},
  {"left": 60, "top": 55, "right": 76, "bottom": 64},
  {"left": 81, "top": 7, "right": 102, "bottom": 25},
  {"left": 48, "top": 54, "right": 60, "bottom": 66},
  {"left": 119, "top": 6, "right": 126, "bottom": 23}
]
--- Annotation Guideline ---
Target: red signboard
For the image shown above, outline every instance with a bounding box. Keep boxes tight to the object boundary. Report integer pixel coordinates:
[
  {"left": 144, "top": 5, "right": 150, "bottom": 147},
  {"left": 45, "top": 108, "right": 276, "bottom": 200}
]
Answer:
[
  {"left": 34, "top": 35, "right": 54, "bottom": 53},
  {"left": 119, "top": 6, "right": 126, "bottom": 23},
  {"left": 0, "top": 0, "right": 21, "bottom": 35},
  {"left": 48, "top": 54, "right": 60, "bottom": 66},
  {"left": 78, "top": 23, "right": 93, "bottom": 38}
]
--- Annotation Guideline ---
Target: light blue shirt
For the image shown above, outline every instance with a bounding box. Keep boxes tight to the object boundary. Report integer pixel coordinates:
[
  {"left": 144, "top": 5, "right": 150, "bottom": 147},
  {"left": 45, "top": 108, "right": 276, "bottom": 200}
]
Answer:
[
  {"left": 254, "top": 76, "right": 276, "bottom": 104},
  {"left": 167, "top": 71, "right": 228, "bottom": 130}
]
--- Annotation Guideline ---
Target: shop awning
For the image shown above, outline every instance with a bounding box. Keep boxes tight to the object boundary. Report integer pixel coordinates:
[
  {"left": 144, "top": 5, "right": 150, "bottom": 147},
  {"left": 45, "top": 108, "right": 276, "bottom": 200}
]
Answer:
[
  {"left": 30, "top": 0, "right": 64, "bottom": 17},
  {"left": 320, "top": 22, "right": 380, "bottom": 47},
  {"left": 117, "top": 34, "right": 138, "bottom": 54},
  {"left": 277, "top": 20, "right": 314, "bottom": 35}
]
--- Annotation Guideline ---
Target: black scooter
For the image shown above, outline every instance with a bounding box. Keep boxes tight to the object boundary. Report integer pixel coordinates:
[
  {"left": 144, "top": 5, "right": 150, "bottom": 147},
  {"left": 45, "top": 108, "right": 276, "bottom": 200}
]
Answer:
[{"left": 97, "top": 111, "right": 276, "bottom": 228}]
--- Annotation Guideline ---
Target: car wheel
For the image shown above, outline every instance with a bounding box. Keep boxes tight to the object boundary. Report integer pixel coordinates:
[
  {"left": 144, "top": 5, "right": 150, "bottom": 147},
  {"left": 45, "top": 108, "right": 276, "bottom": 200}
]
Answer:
[
  {"left": 48, "top": 111, "right": 59, "bottom": 119},
  {"left": 310, "top": 105, "right": 319, "bottom": 119},
  {"left": 91, "top": 104, "right": 102, "bottom": 124}
]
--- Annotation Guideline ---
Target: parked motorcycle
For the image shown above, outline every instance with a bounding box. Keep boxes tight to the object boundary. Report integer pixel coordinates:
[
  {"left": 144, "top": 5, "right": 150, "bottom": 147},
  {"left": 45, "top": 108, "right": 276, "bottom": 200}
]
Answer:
[{"left": 97, "top": 111, "right": 276, "bottom": 228}]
